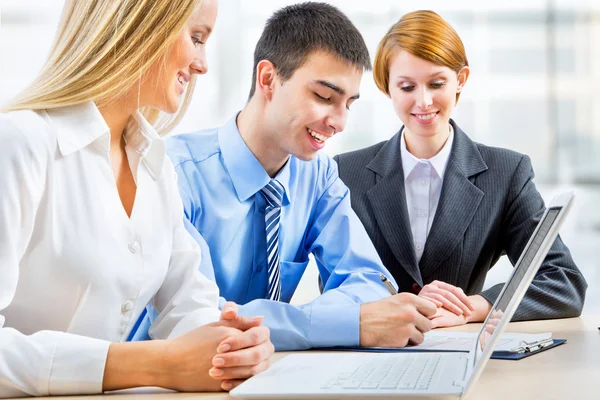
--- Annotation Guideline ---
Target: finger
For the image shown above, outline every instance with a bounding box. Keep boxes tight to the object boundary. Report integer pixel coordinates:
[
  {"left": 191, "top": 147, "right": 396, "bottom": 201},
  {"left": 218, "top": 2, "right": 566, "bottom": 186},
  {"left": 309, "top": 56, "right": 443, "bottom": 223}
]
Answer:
[
  {"left": 419, "top": 293, "right": 443, "bottom": 308},
  {"left": 407, "top": 328, "right": 425, "bottom": 345},
  {"left": 425, "top": 293, "right": 462, "bottom": 315},
  {"left": 413, "top": 312, "right": 433, "bottom": 334},
  {"left": 215, "top": 340, "right": 273, "bottom": 368},
  {"left": 413, "top": 295, "right": 440, "bottom": 317},
  {"left": 430, "top": 314, "right": 455, "bottom": 329},
  {"left": 221, "top": 380, "right": 245, "bottom": 391},
  {"left": 220, "top": 302, "right": 238, "bottom": 321},
  {"left": 219, "top": 315, "right": 264, "bottom": 332},
  {"left": 450, "top": 287, "right": 474, "bottom": 311},
  {"left": 429, "top": 281, "right": 474, "bottom": 312},
  {"left": 439, "top": 290, "right": 471, "bottom": 316},
  {"left": 217, "top": 325, "right": 270, "bottom": 354},
  {"left": 210, "top": 359, "right": 271, "bottom": 380}
]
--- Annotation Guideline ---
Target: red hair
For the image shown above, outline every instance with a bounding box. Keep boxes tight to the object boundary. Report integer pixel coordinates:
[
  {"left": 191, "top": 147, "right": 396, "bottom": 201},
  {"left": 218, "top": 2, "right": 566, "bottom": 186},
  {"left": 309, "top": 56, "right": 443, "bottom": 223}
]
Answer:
[{"left": 373, "top": 10, "right": 468, "bottom": 102}]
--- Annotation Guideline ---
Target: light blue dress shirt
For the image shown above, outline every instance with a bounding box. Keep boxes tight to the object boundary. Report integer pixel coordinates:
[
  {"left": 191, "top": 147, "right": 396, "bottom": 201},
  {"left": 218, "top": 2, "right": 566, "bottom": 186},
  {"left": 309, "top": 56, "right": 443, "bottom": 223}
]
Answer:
[{"left": 131, "top": 114, "right": 394, "bottom": 350}]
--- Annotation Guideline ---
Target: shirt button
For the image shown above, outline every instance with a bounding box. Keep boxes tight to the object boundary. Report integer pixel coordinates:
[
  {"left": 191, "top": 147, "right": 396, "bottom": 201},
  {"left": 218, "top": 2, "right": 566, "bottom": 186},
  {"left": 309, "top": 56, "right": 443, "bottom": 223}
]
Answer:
[
  {"left": 415, "top": 244, "right": 422, "bottom": 250},
  {"left": 128, "top": 240, "right": 140, "bottom": 254},
  {"left": 418, "top": 212, "right": 426, "bottom": 217},
  {"left": 121, "top": 301, "right": 133, "bottom": 313},
  {"left": 420, "top": 180, "right": 427, "bottom": 185}
]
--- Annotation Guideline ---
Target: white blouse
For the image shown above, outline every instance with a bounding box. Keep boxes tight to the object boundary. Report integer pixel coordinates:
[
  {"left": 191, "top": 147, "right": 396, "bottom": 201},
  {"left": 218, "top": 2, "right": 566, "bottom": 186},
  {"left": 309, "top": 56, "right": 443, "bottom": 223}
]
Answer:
[
  {"left": 400, "top": 126, "right": 454, "bottom": 262},
  {"left": 0, "top": 102, "right": 221, "bottom": 398}
]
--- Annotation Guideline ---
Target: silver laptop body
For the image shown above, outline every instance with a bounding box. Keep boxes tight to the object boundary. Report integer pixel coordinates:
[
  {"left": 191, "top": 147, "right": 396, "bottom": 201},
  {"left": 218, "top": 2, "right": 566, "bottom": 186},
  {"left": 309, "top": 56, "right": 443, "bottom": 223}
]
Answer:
[{"left": 231, "top": 192, "right": 574, "bottom": 400}]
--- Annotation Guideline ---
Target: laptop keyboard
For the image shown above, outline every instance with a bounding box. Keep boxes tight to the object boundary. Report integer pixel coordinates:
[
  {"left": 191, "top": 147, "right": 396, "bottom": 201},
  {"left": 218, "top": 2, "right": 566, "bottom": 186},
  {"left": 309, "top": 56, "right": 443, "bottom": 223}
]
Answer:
[{"left": 321, "top": 354, "right": 442, "bottom": 390}]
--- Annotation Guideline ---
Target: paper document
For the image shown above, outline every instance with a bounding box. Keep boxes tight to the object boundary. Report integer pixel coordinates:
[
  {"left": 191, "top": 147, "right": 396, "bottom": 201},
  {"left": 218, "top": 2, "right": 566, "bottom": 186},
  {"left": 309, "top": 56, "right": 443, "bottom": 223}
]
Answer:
[{"left": 411, "top": 331, "right": 552, "bottom": 352}]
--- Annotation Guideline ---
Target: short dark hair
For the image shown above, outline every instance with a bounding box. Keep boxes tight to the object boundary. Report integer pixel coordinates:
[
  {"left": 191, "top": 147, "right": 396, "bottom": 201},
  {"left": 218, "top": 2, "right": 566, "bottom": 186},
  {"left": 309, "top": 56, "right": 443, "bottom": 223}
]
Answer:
[{"left": 248, "top": 2, "right": 372, "bottom": 99}]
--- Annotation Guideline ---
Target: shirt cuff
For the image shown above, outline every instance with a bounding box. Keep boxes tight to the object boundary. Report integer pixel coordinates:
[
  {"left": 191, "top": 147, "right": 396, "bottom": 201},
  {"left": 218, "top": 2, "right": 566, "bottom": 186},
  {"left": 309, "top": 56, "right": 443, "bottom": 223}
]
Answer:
[
  {"left": 48, "top": 333, "right": 111, "bottom": 396},
  {"left": 309, "top": 304, "right": 360, "bottom": 348}
]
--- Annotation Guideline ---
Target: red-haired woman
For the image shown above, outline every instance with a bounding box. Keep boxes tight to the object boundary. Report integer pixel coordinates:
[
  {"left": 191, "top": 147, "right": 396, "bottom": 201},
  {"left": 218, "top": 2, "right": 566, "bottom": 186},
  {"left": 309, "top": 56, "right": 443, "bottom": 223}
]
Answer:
[{"left": 335, "top": 10, "right": 586, "bottom": 328}]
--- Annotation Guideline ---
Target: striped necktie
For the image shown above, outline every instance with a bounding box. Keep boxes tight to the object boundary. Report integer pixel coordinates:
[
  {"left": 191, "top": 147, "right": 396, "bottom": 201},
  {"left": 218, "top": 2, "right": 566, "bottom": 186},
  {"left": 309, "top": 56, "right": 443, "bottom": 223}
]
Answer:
[{"left": 260, "top": 179, "right": 284, "bottom": 301}]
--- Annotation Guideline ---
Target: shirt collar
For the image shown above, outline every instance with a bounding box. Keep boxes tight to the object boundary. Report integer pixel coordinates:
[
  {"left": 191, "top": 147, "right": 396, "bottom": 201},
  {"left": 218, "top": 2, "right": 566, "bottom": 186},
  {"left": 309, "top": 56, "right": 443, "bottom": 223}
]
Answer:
[
  {"left": 46, "top": 101, "right": 165, "bottom": 180},
  {"left": 47, "top": 101, "right": 109, "bottom": 156},
  {"left": 219, "top": 112, "right": 291, "bottom": 205},
  {"left": 124, "top": 112, "right": 166, "bottom": 180},
  {"left": 400, "top": 124, "right": 455, "bottom": 181}
]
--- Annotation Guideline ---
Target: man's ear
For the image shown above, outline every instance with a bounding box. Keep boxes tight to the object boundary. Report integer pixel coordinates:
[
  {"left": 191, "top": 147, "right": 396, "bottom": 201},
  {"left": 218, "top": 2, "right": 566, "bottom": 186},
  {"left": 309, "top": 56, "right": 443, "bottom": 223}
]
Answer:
[{"left": 255, "top": 60, "right": 278, "bottom": 101}]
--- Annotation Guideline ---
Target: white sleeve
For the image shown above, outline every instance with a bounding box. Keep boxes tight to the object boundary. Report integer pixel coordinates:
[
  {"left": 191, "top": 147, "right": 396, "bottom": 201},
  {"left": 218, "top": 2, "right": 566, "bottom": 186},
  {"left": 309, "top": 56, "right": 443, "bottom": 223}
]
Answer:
[
  {"left": 0, "top": 115, "right": 111, "bottom": 398},
  {"left": 148, "top": 164, "right": 221, "bottom": 340}
]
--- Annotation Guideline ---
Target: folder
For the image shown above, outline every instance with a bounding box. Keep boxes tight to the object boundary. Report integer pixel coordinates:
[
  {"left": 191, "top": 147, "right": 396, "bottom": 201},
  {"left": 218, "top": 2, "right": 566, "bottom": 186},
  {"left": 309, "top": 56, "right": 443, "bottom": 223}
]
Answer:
[
  {"left": 491, "top": 338, "right": 566, "bottom": 360},
  {"left": 317, "top": 331, "right": 566, "bottom": 360}
]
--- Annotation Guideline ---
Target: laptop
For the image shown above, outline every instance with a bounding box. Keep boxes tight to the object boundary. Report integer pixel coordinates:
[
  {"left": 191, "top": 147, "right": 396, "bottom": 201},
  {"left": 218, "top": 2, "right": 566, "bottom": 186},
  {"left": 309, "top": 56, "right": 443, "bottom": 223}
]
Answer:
[{"left": 231, "top": 192, "right": 574, "bottom": 399}]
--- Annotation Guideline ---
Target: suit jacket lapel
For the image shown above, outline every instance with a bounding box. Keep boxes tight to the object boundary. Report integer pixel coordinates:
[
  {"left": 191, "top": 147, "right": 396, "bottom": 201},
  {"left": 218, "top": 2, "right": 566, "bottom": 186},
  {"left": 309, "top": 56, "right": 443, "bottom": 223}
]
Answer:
[
  {"left": 419, "top": 121, "right": 487, "bottom": 278},
  {"left": 366, "top": 132, "right": 423, "bottom": 286}
]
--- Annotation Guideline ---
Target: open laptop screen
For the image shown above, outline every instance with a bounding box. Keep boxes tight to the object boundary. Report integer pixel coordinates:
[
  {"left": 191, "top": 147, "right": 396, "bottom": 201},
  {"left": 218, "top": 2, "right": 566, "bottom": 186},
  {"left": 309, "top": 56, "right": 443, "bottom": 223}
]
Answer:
[{"left": 474, "top": 206, "right": 562, "bottom": 361}]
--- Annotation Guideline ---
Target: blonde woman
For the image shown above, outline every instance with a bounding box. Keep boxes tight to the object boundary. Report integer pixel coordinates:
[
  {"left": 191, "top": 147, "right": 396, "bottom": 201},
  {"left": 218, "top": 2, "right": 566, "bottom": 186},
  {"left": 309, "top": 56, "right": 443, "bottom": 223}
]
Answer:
[{"left": 0, "top": 0, "right": 273, "bottom": 397}]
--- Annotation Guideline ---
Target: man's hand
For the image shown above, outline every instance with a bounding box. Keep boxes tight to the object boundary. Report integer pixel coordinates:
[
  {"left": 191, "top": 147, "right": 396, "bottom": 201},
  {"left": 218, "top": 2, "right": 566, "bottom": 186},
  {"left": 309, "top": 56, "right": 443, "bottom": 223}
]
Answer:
[
  {"left": 359, "top": 293, "right": 437, "bottom": 347},
  {"left": 418, "top": 280, "right": 474, "bottom": 317}
]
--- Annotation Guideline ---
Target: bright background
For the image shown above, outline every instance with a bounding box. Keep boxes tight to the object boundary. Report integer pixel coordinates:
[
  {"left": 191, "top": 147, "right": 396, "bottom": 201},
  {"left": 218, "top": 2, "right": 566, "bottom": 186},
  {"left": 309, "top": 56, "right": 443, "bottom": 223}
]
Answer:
[{"left": 1, "top": 0, "right": 598, "bottom": 313}]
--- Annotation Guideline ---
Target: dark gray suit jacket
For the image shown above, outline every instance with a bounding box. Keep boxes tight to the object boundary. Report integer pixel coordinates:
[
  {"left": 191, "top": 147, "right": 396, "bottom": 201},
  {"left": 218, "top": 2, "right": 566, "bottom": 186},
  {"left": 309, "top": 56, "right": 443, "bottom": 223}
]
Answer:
[{"left": 334, "top": 121, "right": 587, "bottom": 320}]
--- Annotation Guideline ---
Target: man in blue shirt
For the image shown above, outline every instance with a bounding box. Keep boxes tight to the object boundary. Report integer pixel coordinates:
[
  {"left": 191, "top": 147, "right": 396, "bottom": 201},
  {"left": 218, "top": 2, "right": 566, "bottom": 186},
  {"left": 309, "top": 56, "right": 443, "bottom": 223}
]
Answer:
[{"left": 134, "top": 2, "right": 436, "bottom": 350}]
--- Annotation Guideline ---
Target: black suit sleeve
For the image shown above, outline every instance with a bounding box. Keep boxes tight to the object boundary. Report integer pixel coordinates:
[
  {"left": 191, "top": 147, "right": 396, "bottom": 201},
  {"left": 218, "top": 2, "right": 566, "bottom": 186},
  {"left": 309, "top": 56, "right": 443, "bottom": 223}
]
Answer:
[{"left": 480, "top": 155, "right": 587, "bottom": 320}]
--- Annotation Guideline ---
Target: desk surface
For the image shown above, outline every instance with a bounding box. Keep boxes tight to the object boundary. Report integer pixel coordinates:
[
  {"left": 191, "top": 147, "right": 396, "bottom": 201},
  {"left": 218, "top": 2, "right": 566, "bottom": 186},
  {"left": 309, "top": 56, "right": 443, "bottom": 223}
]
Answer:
[{"left": 27, "top": 316, "right": 600, "bottom": 400}]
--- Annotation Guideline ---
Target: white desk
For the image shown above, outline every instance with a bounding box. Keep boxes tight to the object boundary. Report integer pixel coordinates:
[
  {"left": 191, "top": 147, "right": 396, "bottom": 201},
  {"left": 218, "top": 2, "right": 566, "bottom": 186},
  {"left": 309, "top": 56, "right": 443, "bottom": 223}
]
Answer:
[{"left": 18, "top": 316, "right": 600, "bottom": 400}]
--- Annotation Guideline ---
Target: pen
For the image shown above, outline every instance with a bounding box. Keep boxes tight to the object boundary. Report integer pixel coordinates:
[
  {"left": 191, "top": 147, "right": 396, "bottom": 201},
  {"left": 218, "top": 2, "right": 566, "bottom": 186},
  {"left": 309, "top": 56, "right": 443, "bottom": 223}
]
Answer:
[{"left": 380, "top": 274, "right": 398, "bottom": 295}]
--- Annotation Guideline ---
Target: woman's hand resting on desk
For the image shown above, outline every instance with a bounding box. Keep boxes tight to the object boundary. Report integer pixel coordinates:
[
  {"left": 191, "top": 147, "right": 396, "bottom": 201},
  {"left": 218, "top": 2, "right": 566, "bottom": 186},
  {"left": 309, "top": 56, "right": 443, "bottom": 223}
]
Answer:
[
  {"left": 212, "top": 302, "right": 275, "bottom": 390},
  {"left": 417, "top": 281, "right": 492, "bottom": 328},
  {"left": 417, "top": 280, "right": 474, "bottom": 318},
  {"left": 429, "top": 307, "right": 469, "bottom": 328},
  {"left": 103, "top": 302, "right": 274, "bottom": 393}
]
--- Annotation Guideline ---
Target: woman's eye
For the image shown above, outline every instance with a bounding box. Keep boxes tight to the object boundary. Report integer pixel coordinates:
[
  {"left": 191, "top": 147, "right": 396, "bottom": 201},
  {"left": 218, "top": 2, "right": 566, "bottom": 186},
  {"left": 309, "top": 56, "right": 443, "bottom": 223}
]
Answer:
[
  {"left": 400, "top": 86, "right": 414, "bottom": 92},
  {"left": 192, "top": 36, "right": 204, "bottom": 46},
  {"left": 430, "top": 82, "right": 446, "bottom": 89}
]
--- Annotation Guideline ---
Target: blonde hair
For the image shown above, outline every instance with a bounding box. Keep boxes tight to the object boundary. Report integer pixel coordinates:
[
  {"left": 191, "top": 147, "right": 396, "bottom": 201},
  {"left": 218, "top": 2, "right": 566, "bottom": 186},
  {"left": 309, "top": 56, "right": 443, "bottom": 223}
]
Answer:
[
  {"left": 2, "top": 0, "right": 204, "bottom": 134},
  {"left": 373, "top": 10, "right": 468, "bottom": 103}
]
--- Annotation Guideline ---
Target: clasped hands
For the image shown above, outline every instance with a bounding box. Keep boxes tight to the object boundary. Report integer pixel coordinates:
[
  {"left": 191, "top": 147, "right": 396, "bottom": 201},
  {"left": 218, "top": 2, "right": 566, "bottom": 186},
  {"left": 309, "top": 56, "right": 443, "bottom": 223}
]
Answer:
[
  {"left": 163, "top": 301, "right": 274, "bottom": 392},
  {"left": 418, "top": 280, "right": 491, "bottom": 328}
]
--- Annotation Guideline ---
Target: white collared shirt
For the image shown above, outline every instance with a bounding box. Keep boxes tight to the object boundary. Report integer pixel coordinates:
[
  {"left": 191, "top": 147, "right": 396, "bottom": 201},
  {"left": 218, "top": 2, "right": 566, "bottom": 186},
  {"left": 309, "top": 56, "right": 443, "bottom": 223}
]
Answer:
[
  {"left": 0, "top": 102, "right": 220, "bottom": 398},
  {"left": 400, "top": 125, "right": 454, "bottom": 262}
]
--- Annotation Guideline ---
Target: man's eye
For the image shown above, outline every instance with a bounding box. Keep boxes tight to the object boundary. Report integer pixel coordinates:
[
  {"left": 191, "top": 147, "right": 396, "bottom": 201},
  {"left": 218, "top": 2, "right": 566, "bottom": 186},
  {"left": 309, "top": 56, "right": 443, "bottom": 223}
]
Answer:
[{"left": 314, "top": 93, "right": 330, "bottom": 102}]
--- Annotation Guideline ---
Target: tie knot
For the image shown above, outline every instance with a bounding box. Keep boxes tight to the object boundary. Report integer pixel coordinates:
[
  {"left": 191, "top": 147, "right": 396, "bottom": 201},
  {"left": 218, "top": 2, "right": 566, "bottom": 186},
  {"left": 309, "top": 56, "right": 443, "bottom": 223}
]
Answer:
[{"left": 260, "top": 179, "right": 284, "bottom": 208}]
